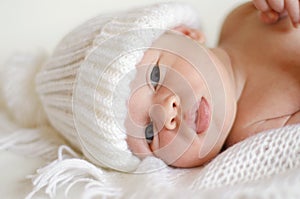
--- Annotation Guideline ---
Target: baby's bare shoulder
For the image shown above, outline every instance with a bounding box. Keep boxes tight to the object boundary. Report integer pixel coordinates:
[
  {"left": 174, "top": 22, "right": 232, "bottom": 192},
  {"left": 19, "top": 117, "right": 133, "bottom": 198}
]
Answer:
[{"left": 220, "top": 2, "right": 300, "bottom": 64}]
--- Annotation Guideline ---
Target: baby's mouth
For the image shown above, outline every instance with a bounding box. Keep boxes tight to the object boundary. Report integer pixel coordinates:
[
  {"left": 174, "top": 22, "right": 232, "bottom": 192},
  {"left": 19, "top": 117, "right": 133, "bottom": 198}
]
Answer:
[{"left": 184, "top": 97, "right": 211, "bottom": 134}]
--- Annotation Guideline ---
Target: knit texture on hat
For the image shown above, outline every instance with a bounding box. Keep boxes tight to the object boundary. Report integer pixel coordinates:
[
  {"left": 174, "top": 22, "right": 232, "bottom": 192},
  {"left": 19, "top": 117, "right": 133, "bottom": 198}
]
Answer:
[{"left": 36, "top": 2, "right": 201, "bottom": 171}]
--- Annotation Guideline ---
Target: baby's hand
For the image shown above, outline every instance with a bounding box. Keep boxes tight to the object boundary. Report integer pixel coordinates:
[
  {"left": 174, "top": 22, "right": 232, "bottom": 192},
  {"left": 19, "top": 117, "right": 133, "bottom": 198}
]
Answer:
[{"left": 252, "top": 0, "right": 300, "bottom": 28}]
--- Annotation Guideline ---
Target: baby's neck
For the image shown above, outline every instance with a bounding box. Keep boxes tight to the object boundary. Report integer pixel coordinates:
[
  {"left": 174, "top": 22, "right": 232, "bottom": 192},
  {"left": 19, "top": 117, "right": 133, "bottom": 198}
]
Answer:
[
  {"left": 209, "top": 46, "right": 246, "bottom": 102},
  {"left": 215, "top": 40, "right": 300, "bottom": 148}
]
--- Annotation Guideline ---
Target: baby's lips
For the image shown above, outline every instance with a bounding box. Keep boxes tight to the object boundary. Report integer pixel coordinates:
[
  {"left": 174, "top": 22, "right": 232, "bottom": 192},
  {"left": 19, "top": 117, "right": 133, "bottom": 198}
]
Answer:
[{"left": 196, "top": 97, "right": 211, "bottom": 134}]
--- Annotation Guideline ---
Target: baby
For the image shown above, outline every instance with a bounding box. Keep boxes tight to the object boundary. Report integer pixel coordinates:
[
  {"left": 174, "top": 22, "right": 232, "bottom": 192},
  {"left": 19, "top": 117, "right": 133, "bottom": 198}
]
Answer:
[
  {"left": 1, "top": 1, "right": 299, "bottom": 172},
  {"left": 125, "top": 1, "right": 300, "bottom": 168}
]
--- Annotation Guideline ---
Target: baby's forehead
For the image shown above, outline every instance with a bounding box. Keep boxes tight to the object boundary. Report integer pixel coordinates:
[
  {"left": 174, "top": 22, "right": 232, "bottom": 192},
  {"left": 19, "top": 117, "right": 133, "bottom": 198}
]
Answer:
[
  {"left": 135, "top": 31, "right": 211, "bottom": 69},
  {"left": 135, "top": 47, "right": 184, "bottom": 70},
  {"left": 135, "top": 32, "right": 185, "bottom": 68}
]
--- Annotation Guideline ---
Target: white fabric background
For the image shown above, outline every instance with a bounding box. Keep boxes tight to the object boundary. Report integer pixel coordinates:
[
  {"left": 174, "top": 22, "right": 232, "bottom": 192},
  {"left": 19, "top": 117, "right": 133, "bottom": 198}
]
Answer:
[{"left": 0, "top": 0, "right": 248, "bottom": 198}]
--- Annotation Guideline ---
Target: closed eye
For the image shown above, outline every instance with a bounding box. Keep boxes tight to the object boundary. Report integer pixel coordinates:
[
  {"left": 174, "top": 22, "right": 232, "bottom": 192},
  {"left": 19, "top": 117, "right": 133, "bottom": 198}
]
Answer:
[
  {"left": 145, "top": 122, "right": 154, "bottom": 144},
  {"left": 148, "top": 59, "right": 167, "bottom": 91}
]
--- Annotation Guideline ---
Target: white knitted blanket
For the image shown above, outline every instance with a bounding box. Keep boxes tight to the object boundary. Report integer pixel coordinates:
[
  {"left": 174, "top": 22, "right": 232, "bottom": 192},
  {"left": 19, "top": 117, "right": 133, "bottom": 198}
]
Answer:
[{"left": 0, "top": 108, "right": 299, "bottom": 199}]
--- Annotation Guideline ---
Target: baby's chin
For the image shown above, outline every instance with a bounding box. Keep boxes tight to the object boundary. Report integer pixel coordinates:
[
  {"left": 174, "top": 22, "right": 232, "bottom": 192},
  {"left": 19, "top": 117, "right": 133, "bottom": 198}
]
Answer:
[
  {"left": 169, "top": 152, "right": 217, "bottom": 168},
  {"left": 166, "top": 141, "right": 222, "bottom": 168}
]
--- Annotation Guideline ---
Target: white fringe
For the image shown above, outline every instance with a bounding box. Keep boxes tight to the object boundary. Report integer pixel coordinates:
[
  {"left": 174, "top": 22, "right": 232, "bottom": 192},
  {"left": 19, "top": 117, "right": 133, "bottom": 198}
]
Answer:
[
  {"left": 26, "top": 145, "right": 121, "bottom": 199},
  {"left": 0, "top": 110, "right": 121, "bottom": 198}
]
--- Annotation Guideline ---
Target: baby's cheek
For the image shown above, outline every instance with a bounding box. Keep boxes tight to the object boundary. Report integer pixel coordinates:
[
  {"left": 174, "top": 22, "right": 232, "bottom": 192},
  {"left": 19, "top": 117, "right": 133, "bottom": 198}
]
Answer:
[
  {"left": 126, "top": 135, "right": 152, "bottom": 158},
  {"left": 152, "top": 128, "right": 195, "bottom": 165},
  {"left": 155, "top": 129, "right": 175, "bottom": 149},
  {"left": 127, "top": 86, "right": 152, "bottom": 126},
  {"left": 151, "top": 130, "right": 178, "bottom": 162}
]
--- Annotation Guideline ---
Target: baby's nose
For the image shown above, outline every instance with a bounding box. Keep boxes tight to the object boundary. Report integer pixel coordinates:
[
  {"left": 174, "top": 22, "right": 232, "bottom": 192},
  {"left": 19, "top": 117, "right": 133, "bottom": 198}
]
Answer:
[{"left": 162, "top": 94, "right": 180, "bottom": 130}]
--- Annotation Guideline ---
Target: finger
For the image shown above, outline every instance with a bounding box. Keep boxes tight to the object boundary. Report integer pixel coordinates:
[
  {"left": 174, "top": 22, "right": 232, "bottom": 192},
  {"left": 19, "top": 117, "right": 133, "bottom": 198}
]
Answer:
[
  {"left": 253, "top": 0, "right": 270, "bottom": 12},
  {"left": 285, "top": 0, "right": 300, "bottom": 27},
  {"left": 260, "top": 10, "right": 280, "bottom": 24},
  {"left": 267, "top": 0, "right": 285, "bottom": 12},
  {"left": 279, "top": 10, "right": 288, "bottom": 19}
]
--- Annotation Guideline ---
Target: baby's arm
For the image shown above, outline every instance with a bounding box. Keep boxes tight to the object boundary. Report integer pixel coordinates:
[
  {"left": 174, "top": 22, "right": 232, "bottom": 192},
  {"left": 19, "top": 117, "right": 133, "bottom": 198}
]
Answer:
[{"left": 252, "top": 0, "right": 300, "bottom": 27}]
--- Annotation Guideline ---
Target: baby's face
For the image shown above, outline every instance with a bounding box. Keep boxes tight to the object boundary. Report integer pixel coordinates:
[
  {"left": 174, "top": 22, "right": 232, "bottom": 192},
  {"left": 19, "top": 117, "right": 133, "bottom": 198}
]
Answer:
[{"left": 124, "top": 33, "right": 236, "bottom": 167}]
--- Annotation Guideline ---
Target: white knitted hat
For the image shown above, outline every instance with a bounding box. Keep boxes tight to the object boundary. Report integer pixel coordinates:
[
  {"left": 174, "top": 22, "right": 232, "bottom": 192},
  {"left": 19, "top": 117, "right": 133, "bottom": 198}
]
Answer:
[{"left": 36, "top": 2, "right": 201, "bottom": 172}]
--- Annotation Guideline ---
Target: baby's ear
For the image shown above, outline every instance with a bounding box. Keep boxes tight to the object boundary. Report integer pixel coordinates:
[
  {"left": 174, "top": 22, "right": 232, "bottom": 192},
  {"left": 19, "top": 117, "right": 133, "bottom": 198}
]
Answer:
[{"left": 173, "top": 25, "right": 205, "bottom": 44}]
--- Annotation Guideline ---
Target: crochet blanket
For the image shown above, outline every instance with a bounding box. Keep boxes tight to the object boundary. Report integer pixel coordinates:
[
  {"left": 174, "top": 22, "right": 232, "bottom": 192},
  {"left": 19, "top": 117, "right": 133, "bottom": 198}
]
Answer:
[{"left": 0, "top": 109, "right": 299, "bottom": 199}]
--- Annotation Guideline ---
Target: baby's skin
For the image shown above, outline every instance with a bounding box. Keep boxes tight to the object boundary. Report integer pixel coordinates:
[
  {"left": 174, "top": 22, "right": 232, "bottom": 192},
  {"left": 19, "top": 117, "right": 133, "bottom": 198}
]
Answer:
[{"left": 125, "top": 1, "right": 300, "bottom": 168}]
